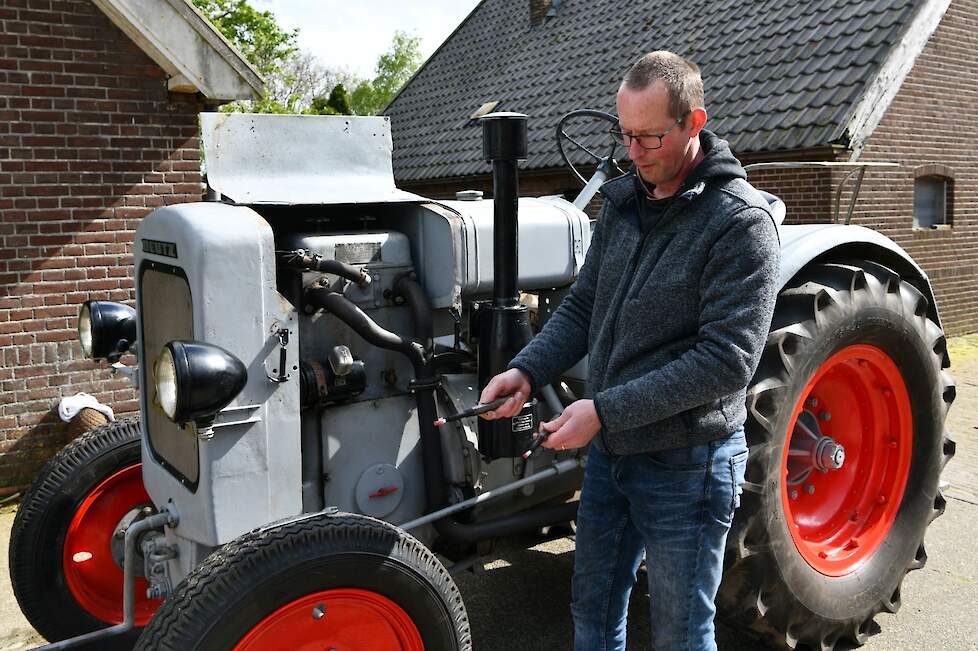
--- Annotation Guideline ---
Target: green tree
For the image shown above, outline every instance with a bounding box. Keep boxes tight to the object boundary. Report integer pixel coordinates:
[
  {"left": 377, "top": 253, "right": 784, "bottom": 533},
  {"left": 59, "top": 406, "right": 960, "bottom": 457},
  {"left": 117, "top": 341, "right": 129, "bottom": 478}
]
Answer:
[
  {"left": 325, "top": 83, "right": 353, "bottom": 114},
  {"left": 308, "top": 96, "right": 338, "bottom": 115},
  {"left": 191, "top": 0, "right": 297, "bottom": 78},
  {"left": 350, "top": 31, "right": 422, "bottom": 115}
]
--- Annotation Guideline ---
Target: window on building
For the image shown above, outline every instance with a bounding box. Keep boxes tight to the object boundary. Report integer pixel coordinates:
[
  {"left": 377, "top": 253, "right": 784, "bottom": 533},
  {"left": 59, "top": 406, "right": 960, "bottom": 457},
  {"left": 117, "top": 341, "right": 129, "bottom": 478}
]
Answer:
[{"left": 913, "top": 175, "right": 952, "bottom": 229}]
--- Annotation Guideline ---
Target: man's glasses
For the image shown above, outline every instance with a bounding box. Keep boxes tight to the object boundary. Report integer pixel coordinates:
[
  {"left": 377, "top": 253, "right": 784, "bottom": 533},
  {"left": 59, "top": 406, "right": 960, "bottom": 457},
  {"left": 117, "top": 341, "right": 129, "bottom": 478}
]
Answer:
[{"left": 609, "top": 116, "right": 686, "bottom": 150}]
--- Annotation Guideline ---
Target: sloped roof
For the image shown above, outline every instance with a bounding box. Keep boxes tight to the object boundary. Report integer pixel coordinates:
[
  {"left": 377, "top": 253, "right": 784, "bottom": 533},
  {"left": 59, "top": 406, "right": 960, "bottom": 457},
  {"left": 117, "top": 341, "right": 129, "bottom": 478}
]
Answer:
[
  {"left": 386, "top": 0, "right": 950, "bottom": 182},
  {"left": 93, "top": 0, "right": 263, "bottom": 100}
]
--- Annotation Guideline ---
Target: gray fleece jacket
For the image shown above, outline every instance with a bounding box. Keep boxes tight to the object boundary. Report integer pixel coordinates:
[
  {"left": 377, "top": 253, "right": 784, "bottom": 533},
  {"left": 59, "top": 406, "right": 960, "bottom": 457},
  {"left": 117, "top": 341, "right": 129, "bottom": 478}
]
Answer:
[{"left": 509, "top": 130, "right": 780, "bottom": 454}]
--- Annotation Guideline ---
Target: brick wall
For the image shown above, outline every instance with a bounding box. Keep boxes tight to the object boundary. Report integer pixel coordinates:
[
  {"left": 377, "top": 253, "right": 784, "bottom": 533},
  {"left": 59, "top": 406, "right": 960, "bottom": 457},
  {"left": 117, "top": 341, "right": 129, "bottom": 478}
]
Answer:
[
  {"left": 0, "top": 0, "right": 204, "bottom": 490},
  {"left": 837, "top": 0, "right": 978, "bottom": 336}
]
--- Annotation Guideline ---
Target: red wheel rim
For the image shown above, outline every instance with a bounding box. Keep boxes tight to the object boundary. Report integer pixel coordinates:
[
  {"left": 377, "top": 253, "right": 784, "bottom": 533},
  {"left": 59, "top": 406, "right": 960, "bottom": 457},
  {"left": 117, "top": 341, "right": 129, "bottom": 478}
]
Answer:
[
  {"left": 234, "top": 589, "right": 424, "bottom": 651},
  {"left": 781, "top": 344, "right": 913, "bottom": 576},
  {"left": 63, "top": 463, "right": 161, "bottom": 625}
]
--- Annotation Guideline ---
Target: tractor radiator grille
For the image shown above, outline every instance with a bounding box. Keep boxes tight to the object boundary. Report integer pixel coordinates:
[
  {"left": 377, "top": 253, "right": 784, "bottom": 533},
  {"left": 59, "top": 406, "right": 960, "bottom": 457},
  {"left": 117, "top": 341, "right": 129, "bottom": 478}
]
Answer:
[{"left": 138, "top": 261, "right": 199, "bottom": 490}]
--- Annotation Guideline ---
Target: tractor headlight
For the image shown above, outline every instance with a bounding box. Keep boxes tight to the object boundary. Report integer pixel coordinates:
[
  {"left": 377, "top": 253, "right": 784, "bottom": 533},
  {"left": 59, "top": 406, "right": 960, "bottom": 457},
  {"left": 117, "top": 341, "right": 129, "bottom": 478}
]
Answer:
[
  {"left": 154, "top": 340, "right": 247, "bottom": 425},
  {"left": 77, "top": 301, "right": 137, "bottom": 361},
  {"left": 156, "top": 346, "right": 179, "bottom": 420},
  {"left": 78, "top": 303, "right": 93, "bottom": 358}
]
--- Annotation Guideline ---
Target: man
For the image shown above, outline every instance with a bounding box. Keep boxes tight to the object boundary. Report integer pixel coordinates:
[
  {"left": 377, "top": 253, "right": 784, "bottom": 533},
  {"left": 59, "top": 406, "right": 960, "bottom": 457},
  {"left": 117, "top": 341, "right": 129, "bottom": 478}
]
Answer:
[{"left": 480, "top": 51, "right": 780, "bottom": 650}]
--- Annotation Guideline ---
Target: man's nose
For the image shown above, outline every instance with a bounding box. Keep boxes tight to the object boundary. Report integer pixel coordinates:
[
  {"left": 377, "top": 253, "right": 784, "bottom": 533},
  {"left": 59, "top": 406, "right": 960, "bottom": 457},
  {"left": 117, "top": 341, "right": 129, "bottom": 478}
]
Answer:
[{"left": 628, "top": 139, "right": 646, "bottom": 158}]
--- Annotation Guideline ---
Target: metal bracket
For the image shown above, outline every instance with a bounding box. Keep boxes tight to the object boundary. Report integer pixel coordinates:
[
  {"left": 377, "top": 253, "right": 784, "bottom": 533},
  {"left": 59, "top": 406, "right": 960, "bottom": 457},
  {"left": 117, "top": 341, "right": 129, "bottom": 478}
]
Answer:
[
  {"left": 266, "top": 327, "right": 291, "bottom": 383},
  {"left": 109, "top": 361, "right": 139, "bottom": 390}
]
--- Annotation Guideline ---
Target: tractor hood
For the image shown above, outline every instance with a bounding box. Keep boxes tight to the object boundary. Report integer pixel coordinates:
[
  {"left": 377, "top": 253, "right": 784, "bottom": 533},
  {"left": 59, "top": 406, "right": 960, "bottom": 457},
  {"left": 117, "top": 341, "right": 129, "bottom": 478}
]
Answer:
[{"left": 201, "top": 113, "right": 426, "bottom": 205}]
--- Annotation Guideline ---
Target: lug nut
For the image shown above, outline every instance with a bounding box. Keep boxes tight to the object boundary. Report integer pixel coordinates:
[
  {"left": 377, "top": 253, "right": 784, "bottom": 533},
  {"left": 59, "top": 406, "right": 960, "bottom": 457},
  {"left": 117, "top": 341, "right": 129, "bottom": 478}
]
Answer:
[
  {"left": 806, "top": 397, "right": 819, "bottom": 408},
  {"left": 819, "top": 411, "right": 831, "bottom": 421},
  {"left": 312, "top": 604, "right": 326, "bottom": 620},
  {"left": 805, "top": 484, "right": 815, "bottom": 495},
  {"left": 789, "top": 489, "right": 799, "bottom": 500}
]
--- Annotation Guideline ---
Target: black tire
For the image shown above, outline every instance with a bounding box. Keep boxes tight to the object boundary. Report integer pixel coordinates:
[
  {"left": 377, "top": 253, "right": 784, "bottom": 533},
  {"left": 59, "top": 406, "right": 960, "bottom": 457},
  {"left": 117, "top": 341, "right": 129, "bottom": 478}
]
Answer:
[
  {"left": 135, "top": 511, "right": 472, "bottom": 651},
  {"left": 718, "top": 261, "right": 956, "bottom": 650},
  {"left": 9, "top": 418, "right": 151, "bottom": 648}
]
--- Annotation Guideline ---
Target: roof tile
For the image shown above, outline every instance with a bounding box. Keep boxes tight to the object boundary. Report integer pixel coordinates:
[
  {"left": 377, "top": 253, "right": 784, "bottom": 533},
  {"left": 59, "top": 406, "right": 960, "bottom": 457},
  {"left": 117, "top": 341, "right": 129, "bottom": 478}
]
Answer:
[{"left": 387, "top": 0, "right": 920, "bottom": 181}]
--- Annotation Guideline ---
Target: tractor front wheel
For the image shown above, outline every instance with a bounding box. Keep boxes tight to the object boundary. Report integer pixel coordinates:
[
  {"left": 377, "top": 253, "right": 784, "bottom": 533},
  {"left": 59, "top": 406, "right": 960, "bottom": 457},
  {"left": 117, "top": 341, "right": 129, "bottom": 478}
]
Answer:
[
  {"left": 9, "top": 418, "right": 159, "bottom": 647},
  {"left": 135, "top": 511, "right": 471, "bottom": 651},
  {"left": 718, "top": 261, "right": 956, "bottom": 649}
]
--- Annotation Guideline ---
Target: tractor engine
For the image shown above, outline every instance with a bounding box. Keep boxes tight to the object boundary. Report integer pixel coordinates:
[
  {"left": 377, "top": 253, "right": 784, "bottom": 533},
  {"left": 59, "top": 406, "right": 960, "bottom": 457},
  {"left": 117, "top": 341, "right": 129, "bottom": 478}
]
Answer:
[{"left": 132, "top": 113, "right": 590, "bottom": 577}]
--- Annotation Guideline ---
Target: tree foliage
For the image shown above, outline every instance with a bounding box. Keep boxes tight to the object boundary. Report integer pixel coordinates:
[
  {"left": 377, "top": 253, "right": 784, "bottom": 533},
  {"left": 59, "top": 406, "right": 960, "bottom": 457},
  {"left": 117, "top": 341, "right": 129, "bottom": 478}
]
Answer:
[
  {"left": 309, "top": 84, "right": 353, "bottom": 116},
  {"left": 191, "top": 1, "right": 421, "bottom": 116},
  {"left": 191, "top": 0, "right": 297, "bottom": 78},
  {"left": 349, "top": 31, "right": 422, "bottom": 115}
]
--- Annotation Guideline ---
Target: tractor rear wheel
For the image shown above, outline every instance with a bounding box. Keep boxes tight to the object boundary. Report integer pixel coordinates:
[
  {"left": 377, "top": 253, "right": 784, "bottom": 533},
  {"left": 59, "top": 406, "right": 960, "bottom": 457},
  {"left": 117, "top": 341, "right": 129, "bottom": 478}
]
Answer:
[
  {"left": 135, "top": 511, "right": 472, "bottom": 651},
  {"left": 9, "top": 418, "right": 159, "bottom": 648},
  {"left": 717, "top": 260, "right": 956, "bottom": 649}
]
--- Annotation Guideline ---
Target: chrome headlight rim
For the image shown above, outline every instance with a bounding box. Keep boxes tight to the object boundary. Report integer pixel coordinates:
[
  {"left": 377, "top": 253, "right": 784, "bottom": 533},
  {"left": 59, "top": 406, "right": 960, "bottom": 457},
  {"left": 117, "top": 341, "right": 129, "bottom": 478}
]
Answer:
[
  {"left": 155, "top": 345, "right": 179, "bottom": 420},
  {"left": 78, "top": 303, "right": 93, "bottom": 358}
]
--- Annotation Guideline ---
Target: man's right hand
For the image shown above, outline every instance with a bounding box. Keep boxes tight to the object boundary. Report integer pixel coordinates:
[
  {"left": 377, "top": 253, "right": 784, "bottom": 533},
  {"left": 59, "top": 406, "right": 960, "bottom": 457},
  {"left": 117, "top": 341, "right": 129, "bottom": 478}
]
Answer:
[{"left": 479, "top": 368, "right": 532, "bottom": 420}]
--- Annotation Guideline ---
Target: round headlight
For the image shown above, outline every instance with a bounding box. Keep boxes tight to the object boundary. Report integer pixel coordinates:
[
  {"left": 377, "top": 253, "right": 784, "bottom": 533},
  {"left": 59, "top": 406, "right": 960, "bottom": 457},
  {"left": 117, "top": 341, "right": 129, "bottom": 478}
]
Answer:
[
  {"left": 155, "top": 346, "right": 179, "bottom": 420},
  {"left": 154, "top": 340, "right": 247, "bottom": 425},
  {"left": 78, "top": 303, "right": 93, "bottom": 358},
  {"left": 77, "top": 300, "right": 137, "bottom": 361}
]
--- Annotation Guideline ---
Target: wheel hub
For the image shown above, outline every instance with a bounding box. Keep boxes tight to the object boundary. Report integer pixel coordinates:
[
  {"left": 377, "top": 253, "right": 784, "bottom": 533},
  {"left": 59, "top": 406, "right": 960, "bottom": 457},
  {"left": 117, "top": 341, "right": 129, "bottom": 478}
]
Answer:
[
  {"left": 781, "top": 344, "right": 913, "bottom": 576},
  {"left": 816, "top": 436, "right": 845, "bottom": 472},
  {"left": 109, "top": 506, "right": 154, "bottom": 572},
  {"left": 786, "top": 411, "right": 846, "bottom": 485}
]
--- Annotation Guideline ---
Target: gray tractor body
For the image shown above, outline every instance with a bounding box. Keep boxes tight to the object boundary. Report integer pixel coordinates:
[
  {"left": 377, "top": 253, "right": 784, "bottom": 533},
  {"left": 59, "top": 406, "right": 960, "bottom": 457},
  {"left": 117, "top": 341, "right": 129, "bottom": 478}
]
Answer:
[{"left": 133, "top": 113, "right": 939, "bottom": 587}]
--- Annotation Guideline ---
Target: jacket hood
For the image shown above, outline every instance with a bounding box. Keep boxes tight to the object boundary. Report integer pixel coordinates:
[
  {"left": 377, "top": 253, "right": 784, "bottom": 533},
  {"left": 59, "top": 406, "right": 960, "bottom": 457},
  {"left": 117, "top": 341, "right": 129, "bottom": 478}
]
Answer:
[{"left": 685, "top": 129, "right": 747, "bottom": 188}]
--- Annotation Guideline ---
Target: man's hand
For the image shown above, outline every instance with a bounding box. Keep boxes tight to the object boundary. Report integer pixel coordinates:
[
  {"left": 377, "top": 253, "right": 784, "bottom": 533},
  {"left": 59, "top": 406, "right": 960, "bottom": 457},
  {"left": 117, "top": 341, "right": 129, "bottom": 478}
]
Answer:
[
  {"left": 479, "top": 368, "right": 532, "bottom": 420},
  {"left": 538, "top": 399, "right": 601, "bottom": 451}
]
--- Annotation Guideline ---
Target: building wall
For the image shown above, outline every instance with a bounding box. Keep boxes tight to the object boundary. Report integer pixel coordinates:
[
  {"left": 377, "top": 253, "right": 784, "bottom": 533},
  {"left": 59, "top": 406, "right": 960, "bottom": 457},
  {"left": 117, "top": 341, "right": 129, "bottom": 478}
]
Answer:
[
  {"left": 0, "top": 0, "right": 204, "bottom": 489},
  {"left": 838, "top": 0, "right": 978, "bottom": 336}
]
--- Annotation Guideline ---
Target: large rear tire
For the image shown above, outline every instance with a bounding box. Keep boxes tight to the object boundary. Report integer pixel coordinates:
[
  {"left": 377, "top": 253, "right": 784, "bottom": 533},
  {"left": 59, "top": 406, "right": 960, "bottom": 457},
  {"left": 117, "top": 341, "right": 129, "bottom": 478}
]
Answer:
[
  {"left": 9, "top": 418, "right": 159, "bottom": 647},
  {"left": 135, "top": 511, "right": 472, "bottom": 651},
  {"left": 718, "top": 261, "right": 956, "bottom": 649}
]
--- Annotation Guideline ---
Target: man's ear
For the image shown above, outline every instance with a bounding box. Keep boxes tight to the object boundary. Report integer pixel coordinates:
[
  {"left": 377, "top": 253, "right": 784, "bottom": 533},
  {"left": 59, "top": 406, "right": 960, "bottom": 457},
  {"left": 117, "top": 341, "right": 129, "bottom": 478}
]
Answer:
[{"left": 687, "top": 107, "right": 708, "bottom": 138}]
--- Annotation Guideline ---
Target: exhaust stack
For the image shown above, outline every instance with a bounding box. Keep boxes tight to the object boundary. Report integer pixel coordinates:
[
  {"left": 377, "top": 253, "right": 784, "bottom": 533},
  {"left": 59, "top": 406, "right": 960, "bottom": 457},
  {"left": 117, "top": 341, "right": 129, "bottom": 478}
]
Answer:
[{"left": 477, "top": 112, "right": 538, "bottom": 459}]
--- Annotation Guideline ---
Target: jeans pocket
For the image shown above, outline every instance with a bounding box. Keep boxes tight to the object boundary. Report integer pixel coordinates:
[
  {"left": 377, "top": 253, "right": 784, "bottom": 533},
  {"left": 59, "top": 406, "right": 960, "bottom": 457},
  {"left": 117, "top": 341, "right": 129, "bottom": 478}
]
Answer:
[
  {"left": 645, "top": 443, "right": 711, "bottom": 471},
  {"left": 729, "top": 449, "right": 749, "bottom": 512}
]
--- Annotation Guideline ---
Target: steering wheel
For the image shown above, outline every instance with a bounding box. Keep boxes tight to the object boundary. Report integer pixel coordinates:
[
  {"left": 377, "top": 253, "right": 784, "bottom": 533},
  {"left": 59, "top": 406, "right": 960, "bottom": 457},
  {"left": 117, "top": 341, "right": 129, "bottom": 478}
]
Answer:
[{"left": 555, "top": 109, "right": 627, "bottom": 186}]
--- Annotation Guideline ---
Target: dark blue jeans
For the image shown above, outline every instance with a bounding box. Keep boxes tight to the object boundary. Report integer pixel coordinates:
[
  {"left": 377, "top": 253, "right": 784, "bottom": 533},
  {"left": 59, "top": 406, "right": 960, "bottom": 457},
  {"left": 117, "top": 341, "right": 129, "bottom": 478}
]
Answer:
[{"left": 571, "top": 428, "right": 749, "bottom": 651}]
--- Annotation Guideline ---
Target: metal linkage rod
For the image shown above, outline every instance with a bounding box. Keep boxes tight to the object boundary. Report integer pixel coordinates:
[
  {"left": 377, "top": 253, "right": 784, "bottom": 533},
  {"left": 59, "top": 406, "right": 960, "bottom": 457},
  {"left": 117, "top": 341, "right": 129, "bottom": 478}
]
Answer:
[{"left": 398, "top": 457, "right": 583, "bottom": 532}]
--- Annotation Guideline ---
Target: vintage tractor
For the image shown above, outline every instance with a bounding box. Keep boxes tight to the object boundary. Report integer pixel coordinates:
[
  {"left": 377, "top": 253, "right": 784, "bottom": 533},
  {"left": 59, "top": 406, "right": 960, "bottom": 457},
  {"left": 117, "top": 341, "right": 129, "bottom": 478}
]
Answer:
[{"left": 9, "top": 111, "right": 954, "bottom": 650}]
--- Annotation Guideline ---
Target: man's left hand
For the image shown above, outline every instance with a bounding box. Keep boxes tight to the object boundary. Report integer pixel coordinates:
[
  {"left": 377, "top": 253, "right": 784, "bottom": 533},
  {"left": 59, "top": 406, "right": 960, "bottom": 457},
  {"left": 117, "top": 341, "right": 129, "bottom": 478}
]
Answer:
[{"left": 539, "top": 399, "right": 601, "bottom": 451}]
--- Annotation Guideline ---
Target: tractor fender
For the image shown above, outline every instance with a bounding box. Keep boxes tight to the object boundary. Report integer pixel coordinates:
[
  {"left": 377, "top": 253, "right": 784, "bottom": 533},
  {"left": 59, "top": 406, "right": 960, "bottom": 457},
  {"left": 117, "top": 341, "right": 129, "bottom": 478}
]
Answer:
[{"left": 778, "top": 223, "right": 943, "bottom": 328}]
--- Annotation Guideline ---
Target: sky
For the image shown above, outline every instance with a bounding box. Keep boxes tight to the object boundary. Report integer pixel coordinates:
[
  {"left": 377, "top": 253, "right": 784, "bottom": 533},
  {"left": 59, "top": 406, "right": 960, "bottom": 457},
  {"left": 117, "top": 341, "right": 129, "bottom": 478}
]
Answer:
[{"left": 256, "top": 1, "right": 483, "bottom": 79}]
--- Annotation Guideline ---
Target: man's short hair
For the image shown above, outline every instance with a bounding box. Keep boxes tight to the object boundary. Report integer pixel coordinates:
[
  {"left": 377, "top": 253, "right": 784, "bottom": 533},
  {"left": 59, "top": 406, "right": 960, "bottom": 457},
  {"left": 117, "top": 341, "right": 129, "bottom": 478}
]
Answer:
[{"left": 622, "top": 51, "right": 704, "bottom": 121}]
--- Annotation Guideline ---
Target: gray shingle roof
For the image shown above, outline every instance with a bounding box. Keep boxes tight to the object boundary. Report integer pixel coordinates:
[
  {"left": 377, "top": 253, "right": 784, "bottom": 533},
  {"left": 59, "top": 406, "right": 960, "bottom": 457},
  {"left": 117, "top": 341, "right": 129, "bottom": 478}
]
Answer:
[{"left": 386, "top": 0, "right": 927, "bottom": 182}]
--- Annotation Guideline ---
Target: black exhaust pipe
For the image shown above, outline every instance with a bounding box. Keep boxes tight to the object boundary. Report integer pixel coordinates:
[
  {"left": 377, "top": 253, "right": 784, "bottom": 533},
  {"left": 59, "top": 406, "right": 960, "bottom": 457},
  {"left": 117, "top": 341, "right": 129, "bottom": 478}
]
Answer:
[{"left": 478, "top": 113, "right": 539, "bottom": 459}]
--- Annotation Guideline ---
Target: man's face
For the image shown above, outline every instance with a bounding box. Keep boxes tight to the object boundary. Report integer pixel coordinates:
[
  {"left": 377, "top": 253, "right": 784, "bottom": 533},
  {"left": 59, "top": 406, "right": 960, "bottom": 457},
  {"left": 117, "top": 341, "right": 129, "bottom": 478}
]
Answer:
[{"left": 616, "top": 81, "right": 692, "bottom": 187}]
